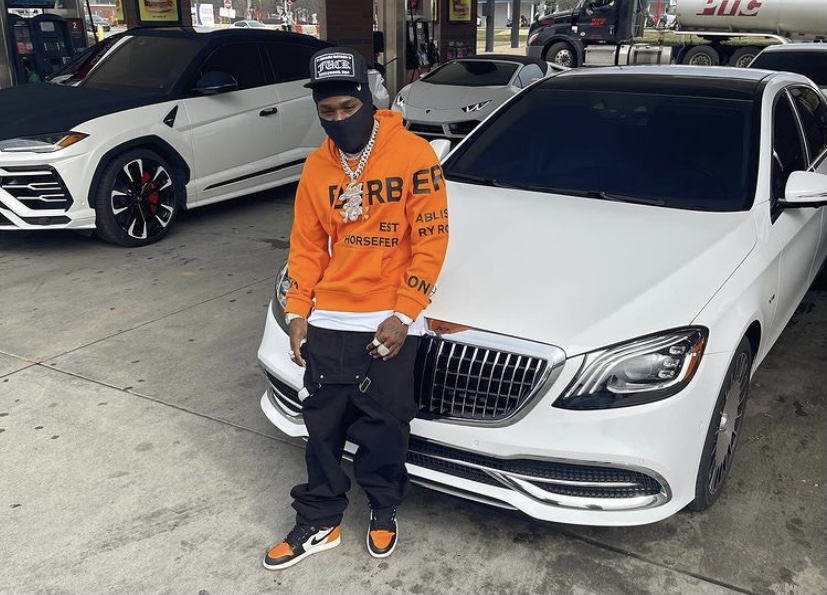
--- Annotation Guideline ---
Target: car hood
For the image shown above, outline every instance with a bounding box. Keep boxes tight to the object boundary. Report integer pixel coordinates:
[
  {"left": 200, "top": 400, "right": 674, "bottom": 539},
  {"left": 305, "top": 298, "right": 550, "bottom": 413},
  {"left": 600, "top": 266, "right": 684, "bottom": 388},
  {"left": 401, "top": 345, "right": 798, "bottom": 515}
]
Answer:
[
  {"left": 426, "top": 182, "right": 756, "bottom": 356},
  {"left": 402, "top": 82, "right": 511, "bottom": 111},
  {"left": 0, "top": 83, "right": 168, "bottom": 141}
]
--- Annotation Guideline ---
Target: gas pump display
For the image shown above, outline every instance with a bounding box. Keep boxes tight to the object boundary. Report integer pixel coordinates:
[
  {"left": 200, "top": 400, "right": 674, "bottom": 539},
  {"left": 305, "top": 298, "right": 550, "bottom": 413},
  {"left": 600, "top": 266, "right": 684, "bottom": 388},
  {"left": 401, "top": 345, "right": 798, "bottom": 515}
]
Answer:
[{"left": 5, "top": 13, "right": 83, "bottom": 84}]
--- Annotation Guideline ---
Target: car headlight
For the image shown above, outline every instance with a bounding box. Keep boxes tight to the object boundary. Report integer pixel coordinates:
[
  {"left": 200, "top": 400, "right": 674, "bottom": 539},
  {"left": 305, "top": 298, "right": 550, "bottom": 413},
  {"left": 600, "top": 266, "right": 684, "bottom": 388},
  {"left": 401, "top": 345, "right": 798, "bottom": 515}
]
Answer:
[
  {"left": 462, "top": 100, "right": 491, "bottom": 113},
  {"left": 271, "top": 261, "right": 291, "bottom": 333},
  {"left": 527, "top": 32, "right": 540, "bottom": 46},
  {"left": 393, "top": 94, "right": 406, "bottom": 112},
  {"left": 555, "top": 327, "right": 708, "bottom": 410},
  {"left": 0, "top": 132, "right": 88, "bottom": 153}
]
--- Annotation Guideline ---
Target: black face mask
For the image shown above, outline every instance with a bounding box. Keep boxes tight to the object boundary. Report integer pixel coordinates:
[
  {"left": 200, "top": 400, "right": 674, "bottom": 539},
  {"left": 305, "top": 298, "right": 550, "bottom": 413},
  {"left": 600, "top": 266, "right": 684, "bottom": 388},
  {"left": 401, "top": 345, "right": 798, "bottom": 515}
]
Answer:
[{"left": 320, "top": 103, "right": 375, "bottom": 154}]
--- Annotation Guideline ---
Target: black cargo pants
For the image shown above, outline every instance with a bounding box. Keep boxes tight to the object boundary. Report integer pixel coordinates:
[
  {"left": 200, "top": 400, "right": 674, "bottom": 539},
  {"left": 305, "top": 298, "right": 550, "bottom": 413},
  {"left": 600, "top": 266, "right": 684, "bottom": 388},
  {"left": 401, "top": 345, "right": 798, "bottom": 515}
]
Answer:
[{"left": 290, "top": 325, "right": 420, "bottom": 528}]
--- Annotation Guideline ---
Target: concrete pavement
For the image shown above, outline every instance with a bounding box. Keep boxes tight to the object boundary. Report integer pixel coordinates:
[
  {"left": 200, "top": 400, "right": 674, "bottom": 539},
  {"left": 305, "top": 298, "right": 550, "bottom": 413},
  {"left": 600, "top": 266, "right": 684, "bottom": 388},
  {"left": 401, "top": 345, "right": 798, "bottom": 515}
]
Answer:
[{"left": 0, "top": 186, "right": 825, "bottom": 594}]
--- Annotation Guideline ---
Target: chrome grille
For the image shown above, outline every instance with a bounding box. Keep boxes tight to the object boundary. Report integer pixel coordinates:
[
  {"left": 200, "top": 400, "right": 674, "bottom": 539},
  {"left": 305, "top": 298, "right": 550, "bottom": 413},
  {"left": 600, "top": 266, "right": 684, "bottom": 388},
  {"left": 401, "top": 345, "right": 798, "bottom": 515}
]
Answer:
[
  {"left": 0, "top": 166, "right": 72, "bottom": 211},
  {"left": 265, "top": 370, "right": 302, "bottom": 416},
  {"left": 407, "top": 438, "right": 665, "bottom": 499},
  {"left": 414, "top": 335, "right": 548, "bottom": 421}
]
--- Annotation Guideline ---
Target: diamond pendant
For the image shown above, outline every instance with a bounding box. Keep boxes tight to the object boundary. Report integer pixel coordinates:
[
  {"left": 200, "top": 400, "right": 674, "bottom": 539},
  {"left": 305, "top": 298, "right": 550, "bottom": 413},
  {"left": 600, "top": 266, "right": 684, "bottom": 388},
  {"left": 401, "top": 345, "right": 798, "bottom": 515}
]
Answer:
[{"left": 340, "top": 182, "right": 363, "bottom": 222}]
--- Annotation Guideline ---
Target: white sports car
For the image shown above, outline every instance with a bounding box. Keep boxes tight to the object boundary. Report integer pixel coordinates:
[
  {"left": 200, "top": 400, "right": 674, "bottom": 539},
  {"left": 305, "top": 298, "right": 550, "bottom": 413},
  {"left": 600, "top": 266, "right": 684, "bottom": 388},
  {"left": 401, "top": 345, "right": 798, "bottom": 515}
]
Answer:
[
  {"left": 392, "top": 55, "right": 561, "bottom": 140},
  {"left": 0, "top": 28, "right": 364, "bottom": 246},
  {"left": 258, "top": 66, "right": 827, "bottom": 526}
]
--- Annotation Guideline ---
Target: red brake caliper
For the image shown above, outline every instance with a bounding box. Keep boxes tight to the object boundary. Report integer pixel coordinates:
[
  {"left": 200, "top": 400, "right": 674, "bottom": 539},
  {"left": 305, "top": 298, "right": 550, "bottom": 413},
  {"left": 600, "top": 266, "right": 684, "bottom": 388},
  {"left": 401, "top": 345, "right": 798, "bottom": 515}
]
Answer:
[{"left": 141, "top": 170, "right": 159, "bottom": 215}]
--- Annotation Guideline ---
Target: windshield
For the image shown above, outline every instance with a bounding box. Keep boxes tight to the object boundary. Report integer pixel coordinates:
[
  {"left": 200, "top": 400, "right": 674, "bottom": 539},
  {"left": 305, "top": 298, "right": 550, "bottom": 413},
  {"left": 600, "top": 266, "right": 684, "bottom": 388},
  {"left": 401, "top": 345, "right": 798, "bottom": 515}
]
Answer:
[
  {"left": 750, "top": 51, "right": 827, "bottom": 86},
  {"left": 422, "top": 61, "right": 519, "bottom": 87},
  {"left": 444, "top": 86, "right": 756, "bottom": 211},
  {"left": 79, "top": 35, "right": 202, "bottom": 92}
]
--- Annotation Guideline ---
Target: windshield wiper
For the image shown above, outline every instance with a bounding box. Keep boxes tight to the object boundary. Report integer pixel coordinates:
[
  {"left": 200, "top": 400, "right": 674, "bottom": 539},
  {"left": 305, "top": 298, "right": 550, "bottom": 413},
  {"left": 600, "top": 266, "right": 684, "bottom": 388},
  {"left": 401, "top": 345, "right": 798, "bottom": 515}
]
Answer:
[
  {"left": 585, "top": 191, "right": 666, "bottom": 206},
  {"left": 447, "top": 175, "right": 666, "bottom": 205},
  {"left": 447, "top": 172, "right": 551, "bottom": 192}
]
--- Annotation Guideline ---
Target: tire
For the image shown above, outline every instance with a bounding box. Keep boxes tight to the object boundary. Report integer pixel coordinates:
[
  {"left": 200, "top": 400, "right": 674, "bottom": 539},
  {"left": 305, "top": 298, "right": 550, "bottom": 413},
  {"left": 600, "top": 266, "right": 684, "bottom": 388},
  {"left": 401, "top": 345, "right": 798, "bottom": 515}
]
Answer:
[
  {"left": 729, "top": 46, "right": 760, "bottom": 68},
  {"left": 546, "top": 42, "right": 578, "bottom": 68},
  {"left": 680, "top": 45, "right": 721, "bottom": 66},
  {"left": 812, "top": 258, "right": 827, "bottom": 291},
  {"left": 93, "top": 148, "right": 181, "bottom": 247},
  {"left": 687, "top": 336, "right": 752, "bottom": 512}
]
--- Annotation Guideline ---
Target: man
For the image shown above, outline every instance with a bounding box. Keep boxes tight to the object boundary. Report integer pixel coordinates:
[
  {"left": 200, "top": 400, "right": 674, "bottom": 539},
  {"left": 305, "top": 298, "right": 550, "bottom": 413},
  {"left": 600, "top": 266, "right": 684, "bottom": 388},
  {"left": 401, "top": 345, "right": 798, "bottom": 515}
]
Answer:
[{"left": 263, "top": 47, "right": 449, "bottom": 570}]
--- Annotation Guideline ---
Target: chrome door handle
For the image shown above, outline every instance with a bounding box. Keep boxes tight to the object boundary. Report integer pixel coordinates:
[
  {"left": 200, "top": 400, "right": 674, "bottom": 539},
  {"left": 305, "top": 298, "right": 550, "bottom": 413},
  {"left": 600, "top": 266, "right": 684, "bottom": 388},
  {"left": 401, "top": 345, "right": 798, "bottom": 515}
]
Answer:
[{"left": 260, "top": 107, "right": 278, "bottom": 116}]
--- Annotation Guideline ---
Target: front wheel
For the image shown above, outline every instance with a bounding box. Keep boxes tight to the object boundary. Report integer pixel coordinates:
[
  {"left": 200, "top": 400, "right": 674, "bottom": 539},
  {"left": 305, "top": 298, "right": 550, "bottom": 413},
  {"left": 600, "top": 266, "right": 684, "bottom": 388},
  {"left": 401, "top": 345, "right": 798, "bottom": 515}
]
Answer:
[
  {"left": 545, "top": 42, "right": 578, "bottom": 68},
  {"left": 687, "top": 336, "right": 752, "bottom": 511},
  {"left": 94, "top": 148, "right": 181, "bottom": 247}
]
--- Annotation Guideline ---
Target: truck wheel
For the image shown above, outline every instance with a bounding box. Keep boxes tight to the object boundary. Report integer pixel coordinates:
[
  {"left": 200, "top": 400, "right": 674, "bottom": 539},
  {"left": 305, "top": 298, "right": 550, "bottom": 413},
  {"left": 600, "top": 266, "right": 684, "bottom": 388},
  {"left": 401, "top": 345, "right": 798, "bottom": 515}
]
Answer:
[
  {"left": 545, "top": 42, "right": 578, "bottom": 68},
  {"left": 729, "top": 46, "right": 760, "bottom": 68},
  {"left": 680, "top": 45, "right": 720, "bottom": 66},
  {"left": 687, "top": 336, "right": 752, "bottom": 512}
]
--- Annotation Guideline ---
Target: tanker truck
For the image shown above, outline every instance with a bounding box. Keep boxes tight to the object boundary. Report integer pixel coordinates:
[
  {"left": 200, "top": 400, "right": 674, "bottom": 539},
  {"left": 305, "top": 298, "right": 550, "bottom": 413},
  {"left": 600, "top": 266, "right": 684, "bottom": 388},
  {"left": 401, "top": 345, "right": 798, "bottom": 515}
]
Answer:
[{"left": 526, "top": 0, "right": 827, "bottom": 68}]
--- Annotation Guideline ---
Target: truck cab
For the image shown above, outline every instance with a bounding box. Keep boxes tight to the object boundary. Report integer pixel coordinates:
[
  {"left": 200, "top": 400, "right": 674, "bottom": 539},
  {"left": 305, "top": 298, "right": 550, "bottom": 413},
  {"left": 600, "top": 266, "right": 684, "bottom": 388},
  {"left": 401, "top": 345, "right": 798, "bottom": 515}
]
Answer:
[{"left": 527, "top": 0, "right": 653, "bottom": 68}]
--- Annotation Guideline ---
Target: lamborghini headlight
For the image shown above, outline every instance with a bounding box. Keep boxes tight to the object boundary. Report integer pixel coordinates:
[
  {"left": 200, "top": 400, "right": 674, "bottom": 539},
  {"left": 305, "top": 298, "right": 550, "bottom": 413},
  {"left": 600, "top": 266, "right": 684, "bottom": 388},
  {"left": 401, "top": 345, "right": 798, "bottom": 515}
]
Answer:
[
  {"left": 555, "top": 327, "right": 708, "bottom": 409},
  {"left": 0, "top": 132, "right": 88, "bottom": 153},
  {"left": 462, "top": 100, "right": 491, "bottom": 113}
]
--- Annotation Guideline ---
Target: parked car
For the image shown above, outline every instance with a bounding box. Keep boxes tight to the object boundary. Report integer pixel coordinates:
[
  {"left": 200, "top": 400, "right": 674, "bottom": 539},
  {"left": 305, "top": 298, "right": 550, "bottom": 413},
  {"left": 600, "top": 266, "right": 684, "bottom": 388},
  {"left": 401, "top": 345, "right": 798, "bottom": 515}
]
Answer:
[
  {"left": 392, "top": 55, "right": 562, "bottom": 140},
  {"left": 748, "top": 43, "right": 827, "bottom": 94},
  {"left": 85, "top": 14, "right": 111, "bottom": 32},
  {"left": 0, "top": 28, "right": 387, "bottom": 246},
  {"left": 231, "top": 19, "right": 267, "bottom": 28},
  {"left": 258, "top": 65, "right": 827, "bottom": 526}
]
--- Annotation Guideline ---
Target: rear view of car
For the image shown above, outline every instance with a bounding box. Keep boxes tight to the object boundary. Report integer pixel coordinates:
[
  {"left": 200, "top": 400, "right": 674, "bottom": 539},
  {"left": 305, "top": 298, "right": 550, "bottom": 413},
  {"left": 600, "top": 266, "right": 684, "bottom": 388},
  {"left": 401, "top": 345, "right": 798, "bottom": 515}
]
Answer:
[{"left": 748, "top": 43, "right": 827, "bottom": 95}]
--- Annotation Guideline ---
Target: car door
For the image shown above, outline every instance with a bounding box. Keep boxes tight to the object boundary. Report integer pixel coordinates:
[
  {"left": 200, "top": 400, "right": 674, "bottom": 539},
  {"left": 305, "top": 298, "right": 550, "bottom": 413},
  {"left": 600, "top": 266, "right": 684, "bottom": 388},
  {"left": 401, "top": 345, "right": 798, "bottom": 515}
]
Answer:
[
  {"left": 768, "top": 85, "right": 827, "bottom": 343},
  {"left": 181, "top": 41, "right": 282, "bottom": 207},
  {"left": 261, "top": 40, "right": 326, "bottom": 171},
  {"left": 792, "top": 86, "right": 827, "bottom": 278}
]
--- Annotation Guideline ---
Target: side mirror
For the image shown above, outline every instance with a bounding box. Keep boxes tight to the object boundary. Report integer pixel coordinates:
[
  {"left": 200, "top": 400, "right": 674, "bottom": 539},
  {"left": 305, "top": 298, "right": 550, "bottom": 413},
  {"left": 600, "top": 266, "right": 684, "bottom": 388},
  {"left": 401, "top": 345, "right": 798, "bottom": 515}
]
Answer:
[
  {"left": 781, "top": 171, "right": 827, "bottom": 208},
  {"left": 429, "top": 138, "right": 452, "bottom": 162},
  {"left": 193, "top": 71, "right": 238, "bottom": 95}
]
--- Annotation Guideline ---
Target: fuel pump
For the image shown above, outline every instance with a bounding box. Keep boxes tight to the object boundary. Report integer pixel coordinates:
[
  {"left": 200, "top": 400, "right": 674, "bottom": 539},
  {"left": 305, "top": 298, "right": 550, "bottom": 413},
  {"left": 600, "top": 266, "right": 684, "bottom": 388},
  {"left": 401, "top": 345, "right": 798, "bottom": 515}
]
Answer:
[{"left": 406, "top": 0, "right": 439, "bottom": 82}]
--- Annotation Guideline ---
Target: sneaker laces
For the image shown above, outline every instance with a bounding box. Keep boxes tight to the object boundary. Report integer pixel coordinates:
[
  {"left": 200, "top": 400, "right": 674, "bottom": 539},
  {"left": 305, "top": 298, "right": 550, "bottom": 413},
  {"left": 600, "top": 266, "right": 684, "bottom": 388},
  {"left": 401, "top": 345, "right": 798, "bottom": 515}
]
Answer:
[
  {"left": 284, "top": 524, "right": 320, "bottom": 547},
  {"left": 371, "top": 508, "right": 397, "bottom": 532}
]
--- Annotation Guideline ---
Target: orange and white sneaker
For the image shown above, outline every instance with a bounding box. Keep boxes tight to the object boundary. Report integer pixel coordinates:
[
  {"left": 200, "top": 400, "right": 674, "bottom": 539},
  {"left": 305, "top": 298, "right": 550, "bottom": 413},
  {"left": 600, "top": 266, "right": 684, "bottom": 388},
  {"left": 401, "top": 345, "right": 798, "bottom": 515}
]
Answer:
[
  {"left": 263, "top": 524, "right": 341, "bottom": 570},
  {"left": 367, "top": 508, "right": 398, "bottom": 558}
]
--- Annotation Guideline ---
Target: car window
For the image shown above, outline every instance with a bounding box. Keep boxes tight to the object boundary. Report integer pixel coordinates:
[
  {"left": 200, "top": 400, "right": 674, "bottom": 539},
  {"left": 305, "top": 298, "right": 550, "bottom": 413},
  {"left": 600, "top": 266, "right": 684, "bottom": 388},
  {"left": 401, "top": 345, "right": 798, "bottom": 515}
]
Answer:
[
  {"left": 47, "top": 32, "right": 124, "bottom": 85},
  {"left": 80, "top": 36, "right": 202, "bottom": 92},
  {"left": 444, "top": 87, "right": 756, "bottom": 211},
  {"left": 771, "top": 91, "right": 807, "bottom": 202},
  {"left": 750, "top": 51, "right": 827, "bottom": 86},
  {"left": 422, "top": 61, "right": 520, "bottom": 87},
  {"left": 516, "top": 64, "right": 544, "bottom": 88},
  {"left": 263, "top": 42, "right": 319, "bottom": 83},
  {"left": 788, "top": 86, "right": 827, "bottom": 166},
  {"left": 198, "top": 43, "right": 267, "bottom": 90}
]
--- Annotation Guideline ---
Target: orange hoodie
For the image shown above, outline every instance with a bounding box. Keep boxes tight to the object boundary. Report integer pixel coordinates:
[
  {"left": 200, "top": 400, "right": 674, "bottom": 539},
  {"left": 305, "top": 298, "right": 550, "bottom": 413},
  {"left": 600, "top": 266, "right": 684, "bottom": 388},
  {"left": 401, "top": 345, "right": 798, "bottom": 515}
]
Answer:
[{"left": 285, "top": 110, "right": 449, "bottom": 321}]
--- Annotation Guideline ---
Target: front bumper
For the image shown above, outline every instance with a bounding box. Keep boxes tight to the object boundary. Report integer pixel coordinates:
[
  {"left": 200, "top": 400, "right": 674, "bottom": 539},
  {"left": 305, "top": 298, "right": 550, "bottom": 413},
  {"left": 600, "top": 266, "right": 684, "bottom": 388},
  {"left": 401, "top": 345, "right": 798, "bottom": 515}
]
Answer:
[
  {"left": 403, "top": 118, "right": 481, "bottom": 140},
  {"left": 0, "top": 153, "right": 97, "bottom": 231},
  {"left": 257, "top": 303, "right": 730, "bottom": 526}
]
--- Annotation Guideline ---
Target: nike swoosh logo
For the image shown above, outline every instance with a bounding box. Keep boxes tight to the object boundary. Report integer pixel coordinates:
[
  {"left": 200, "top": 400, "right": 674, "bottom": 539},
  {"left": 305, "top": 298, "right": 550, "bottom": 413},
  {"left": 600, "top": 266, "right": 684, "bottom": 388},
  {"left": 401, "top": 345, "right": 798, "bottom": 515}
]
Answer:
[{"left": 310, "top": 528, "right": 335, "bottom": 546}]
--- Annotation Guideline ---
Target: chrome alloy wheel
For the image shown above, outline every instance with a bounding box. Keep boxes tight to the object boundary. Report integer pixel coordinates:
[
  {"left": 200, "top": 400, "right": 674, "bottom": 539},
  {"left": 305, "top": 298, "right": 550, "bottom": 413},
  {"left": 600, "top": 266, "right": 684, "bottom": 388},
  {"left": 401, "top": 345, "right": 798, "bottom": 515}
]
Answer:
[{"left": 707, "top": 350, "right": 749, "bottom": 495}]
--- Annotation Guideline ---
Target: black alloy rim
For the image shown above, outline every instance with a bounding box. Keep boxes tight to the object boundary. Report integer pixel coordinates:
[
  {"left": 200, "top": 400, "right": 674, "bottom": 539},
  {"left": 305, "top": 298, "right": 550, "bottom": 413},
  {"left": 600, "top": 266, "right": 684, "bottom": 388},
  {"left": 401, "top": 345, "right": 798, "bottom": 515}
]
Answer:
[{"left": 109, "top": 157, "right": 175, "bottom": 240}]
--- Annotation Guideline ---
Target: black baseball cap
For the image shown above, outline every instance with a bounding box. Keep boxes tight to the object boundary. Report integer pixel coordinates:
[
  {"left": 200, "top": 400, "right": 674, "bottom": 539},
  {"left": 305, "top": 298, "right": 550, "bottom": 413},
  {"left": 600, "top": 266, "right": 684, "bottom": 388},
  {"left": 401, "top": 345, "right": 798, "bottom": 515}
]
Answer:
[{"left": 305, "top": 47, "right": 370, "bottom": 89}]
